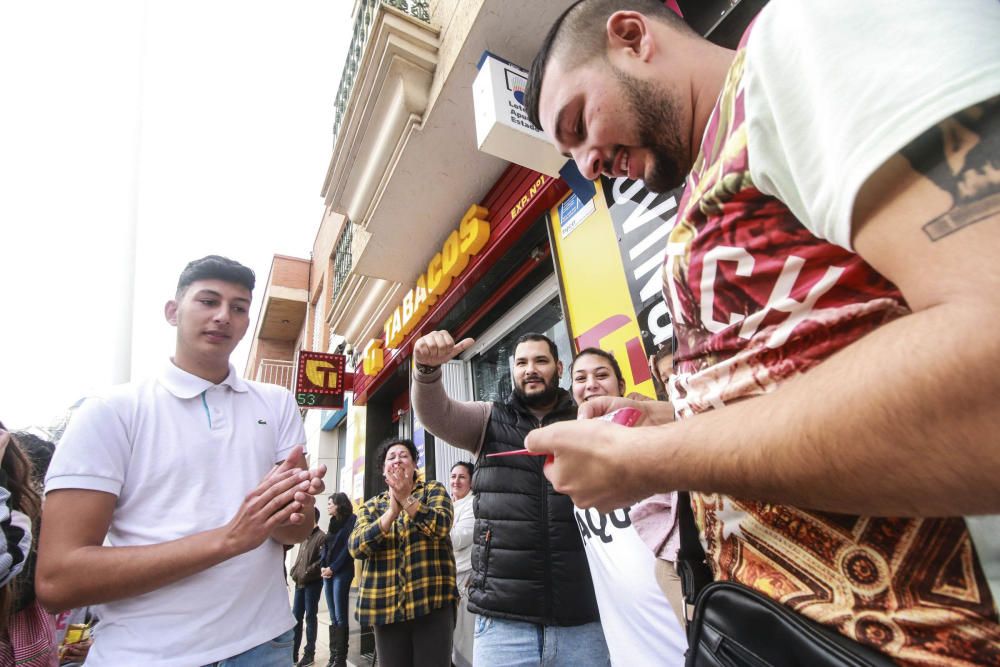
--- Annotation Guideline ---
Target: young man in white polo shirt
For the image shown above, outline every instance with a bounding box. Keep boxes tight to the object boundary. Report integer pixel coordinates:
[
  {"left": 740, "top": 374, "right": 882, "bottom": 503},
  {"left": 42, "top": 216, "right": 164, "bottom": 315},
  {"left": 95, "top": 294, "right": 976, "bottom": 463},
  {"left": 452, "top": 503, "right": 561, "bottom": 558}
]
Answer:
[{"left": 37, "top": 255, "right": 327, "bottom": 667}]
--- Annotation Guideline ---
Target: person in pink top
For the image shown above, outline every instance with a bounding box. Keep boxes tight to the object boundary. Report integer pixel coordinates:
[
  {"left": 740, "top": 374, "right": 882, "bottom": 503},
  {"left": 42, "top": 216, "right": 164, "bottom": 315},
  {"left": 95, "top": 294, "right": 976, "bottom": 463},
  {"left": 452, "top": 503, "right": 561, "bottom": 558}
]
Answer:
[{"left": 629, "top": 343, "right": 684, "bottom": 626}]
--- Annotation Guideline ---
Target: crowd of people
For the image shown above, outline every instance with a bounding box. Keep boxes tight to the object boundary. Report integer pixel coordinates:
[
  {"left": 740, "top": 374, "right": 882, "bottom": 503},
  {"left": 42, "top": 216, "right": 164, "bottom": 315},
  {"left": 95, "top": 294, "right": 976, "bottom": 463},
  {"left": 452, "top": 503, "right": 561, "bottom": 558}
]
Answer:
[{"left": 2, "top": 0, "right": 998, "bottom": 665}]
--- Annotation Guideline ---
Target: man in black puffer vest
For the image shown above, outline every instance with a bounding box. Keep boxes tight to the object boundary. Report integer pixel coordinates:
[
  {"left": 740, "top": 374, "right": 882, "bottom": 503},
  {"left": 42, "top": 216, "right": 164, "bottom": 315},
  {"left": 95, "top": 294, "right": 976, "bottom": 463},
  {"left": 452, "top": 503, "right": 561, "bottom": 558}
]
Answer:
[{"left": 412, "top": 330, "right": 610, "bottom": 667}]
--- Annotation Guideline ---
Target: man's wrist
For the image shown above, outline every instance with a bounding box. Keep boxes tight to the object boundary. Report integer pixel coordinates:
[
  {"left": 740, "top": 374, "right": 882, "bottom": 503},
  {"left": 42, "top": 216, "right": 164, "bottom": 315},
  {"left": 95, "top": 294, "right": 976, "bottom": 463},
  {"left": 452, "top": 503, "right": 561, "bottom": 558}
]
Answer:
[
  {"left": 415, "top": 362, "right": 440, "bottom": 375},
  {"left": 212, "top": 526, "right": 241, "bottom": 561}
]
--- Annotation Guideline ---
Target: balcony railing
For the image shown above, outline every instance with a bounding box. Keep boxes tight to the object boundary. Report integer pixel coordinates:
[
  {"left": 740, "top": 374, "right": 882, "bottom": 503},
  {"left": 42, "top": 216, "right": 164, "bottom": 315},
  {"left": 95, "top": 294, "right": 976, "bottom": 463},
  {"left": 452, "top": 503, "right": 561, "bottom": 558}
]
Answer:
[
  {"left": 256, "top": 359, "right": 295, "bottom": 391},
  {"left": 330, "top": 221, "right": 354, "bottom": 308},
  {"left": 332, "top": 0, "right": 431, "bottom": 148}
]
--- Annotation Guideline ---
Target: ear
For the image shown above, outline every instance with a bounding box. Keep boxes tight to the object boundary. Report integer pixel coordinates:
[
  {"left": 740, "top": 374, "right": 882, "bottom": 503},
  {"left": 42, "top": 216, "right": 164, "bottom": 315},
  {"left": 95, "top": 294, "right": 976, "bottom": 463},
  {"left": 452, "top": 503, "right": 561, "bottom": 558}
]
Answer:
[
  {"left": 606, "top": 11, "right": 654, "bottom": 63},
  {"left": 164, "top": 300, "right": 179, "bottom": 326},
  {"left": 557, "top": 360, "right": 564, "bottom": 379},
  {"left": 618, "top": 380, "right": 627, "bottom": 396}
]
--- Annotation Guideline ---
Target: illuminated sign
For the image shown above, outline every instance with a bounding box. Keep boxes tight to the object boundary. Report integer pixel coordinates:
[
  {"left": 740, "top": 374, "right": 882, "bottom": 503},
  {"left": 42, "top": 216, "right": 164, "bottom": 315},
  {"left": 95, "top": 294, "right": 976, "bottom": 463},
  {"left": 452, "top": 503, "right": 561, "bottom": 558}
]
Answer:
[
  {"left": 375, "top": 204, "right": 491, "bottom": 357},
  {"left": 295, "top": 351, "right": 347, "bottom": 409},
  {"left": 472, "top": 53, "right": 564, "bottom": 177}
]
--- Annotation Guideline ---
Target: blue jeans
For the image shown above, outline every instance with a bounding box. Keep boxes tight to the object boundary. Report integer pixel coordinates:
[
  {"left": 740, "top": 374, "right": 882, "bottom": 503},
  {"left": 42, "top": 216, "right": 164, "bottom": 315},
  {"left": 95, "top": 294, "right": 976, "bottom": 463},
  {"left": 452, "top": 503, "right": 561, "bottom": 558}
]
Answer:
[
  {"left": 323, "top": 571, "right": 353, "bottom": 627},
  {"left": 292, "top": 580, "right": 324, "bottom": 657},
  {"left": 204, "top": 628, "right": 294, "bottom": 666},
  {"left": 473, "top": 616, "right": 610, "bottom": 667}
]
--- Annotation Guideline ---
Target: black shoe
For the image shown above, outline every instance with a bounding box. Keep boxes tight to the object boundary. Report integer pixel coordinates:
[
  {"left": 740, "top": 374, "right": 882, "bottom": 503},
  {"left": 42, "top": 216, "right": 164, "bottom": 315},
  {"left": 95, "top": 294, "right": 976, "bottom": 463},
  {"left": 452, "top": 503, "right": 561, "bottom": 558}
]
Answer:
[
  {"left": 296, "top": 655, "right": 315, "bottom": 667},
  {"left": 332, "top": 626, "right": 349, "bottom": 667}
]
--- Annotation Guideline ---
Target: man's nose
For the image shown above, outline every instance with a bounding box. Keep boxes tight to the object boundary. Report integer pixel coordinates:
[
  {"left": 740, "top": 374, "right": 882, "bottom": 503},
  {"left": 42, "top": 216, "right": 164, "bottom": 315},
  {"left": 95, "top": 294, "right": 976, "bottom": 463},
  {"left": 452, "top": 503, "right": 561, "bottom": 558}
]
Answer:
[
  {"left": 213, "top": 304, "right": 230, "bottom": 324},
  {"left": 571, "top": 145, "right": 603, "bottom": 181}
]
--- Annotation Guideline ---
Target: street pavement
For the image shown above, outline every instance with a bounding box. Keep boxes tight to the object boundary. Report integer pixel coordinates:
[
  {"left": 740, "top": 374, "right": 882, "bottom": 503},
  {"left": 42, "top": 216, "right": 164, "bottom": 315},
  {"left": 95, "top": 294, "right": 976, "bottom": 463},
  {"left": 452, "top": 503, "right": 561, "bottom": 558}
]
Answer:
[{"left": 289, "top": 585, "right": 370, "bottom": 667}]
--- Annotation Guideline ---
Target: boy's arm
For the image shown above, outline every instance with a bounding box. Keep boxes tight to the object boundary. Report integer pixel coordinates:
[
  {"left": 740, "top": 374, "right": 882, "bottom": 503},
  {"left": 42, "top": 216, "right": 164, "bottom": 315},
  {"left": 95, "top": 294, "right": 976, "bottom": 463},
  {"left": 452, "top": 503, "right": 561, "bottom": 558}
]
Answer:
[{"left": 37, "top": 467, "right": 311, "bottom": 613}]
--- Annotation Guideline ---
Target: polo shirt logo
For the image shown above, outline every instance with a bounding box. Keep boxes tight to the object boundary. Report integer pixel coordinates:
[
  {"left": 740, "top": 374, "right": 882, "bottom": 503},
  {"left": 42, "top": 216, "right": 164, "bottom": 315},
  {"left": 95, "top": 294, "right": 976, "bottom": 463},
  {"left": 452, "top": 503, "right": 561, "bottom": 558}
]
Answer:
[{"left": 257, "top": 419, "right": 267, "bottom": 425}]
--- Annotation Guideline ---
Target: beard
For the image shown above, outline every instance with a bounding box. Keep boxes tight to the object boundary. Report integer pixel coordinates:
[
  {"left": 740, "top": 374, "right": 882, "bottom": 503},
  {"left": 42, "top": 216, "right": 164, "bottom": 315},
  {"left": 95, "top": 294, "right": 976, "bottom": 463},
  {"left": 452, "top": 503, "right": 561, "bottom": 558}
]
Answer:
[
  {"left": 613, "top": 66, "right": 687, "bottom": 193},
  {"left": 513, "top": 371, "right": 561, "bottom": 408}
]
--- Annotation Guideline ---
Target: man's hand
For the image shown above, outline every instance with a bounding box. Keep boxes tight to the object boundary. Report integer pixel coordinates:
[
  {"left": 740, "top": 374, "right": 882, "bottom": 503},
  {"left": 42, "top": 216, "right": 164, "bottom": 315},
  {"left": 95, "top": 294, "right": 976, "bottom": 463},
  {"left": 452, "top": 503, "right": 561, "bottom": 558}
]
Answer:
[
  {"left": 268, "top": 445, "right": 327, "bottom": 524},
  {"left": 413, "top": 330, "right": 474, "bottom": 367},
  {"left": 220, "top": 467, "right": 315, "bottom": 557},
  {"left": 321, "top": 567, "right": 333, "bottom": 579},
  {"left": 525, "top": 419, "right": 663, "bottom": 512},
  {"left": 577, "top": 395, "right": 675, "bottom": 426},
  {"left": 267, "top": 445, "right": 327, "bottom": 545}
]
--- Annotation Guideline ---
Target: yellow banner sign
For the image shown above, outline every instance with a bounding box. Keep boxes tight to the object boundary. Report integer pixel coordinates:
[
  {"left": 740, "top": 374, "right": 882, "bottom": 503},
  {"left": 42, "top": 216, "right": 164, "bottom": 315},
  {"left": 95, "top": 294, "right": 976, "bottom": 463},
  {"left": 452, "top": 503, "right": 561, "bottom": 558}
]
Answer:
[{"left": 549, "top": 186, "right": 656, "bottom": 398}]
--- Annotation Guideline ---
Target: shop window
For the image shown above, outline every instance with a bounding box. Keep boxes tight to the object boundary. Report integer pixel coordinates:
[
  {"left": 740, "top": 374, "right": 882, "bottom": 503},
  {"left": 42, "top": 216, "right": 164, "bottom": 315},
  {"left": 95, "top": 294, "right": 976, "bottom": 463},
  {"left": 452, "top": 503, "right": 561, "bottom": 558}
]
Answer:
[{"left": 470, "top": 295, "right": 572, "bottom": 403}]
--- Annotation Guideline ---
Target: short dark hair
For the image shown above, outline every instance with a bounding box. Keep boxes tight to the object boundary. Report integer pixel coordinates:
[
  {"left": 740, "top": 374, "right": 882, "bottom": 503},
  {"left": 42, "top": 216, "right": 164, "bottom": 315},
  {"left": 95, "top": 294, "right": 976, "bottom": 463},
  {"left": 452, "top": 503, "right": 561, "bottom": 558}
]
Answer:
[
  {"left": 651, "top": 340, "right": 675, "bottom": 399},
  {"left": 524, "top": 0, "right": 694, "bottom": 130},
  {"left": 176, "top": 255, "right": 255, "bottom": 298},
  {"left": 313, "top": 507, "right": 321, "bottom": 523},
  {"left": 654, "top": 339, "right": 675, "bottom": 367},
  {"left": 571, "top": 347, "right": 624, "bottom": 386},
  {"left": 376, "top": 438, "right": 420, "bottom": 482},
  {"left": 450, "top": 461, "right": 474, "bottom": 477},
  {"left": 514, "top": 332, "right": 559, "bottom": 363}
]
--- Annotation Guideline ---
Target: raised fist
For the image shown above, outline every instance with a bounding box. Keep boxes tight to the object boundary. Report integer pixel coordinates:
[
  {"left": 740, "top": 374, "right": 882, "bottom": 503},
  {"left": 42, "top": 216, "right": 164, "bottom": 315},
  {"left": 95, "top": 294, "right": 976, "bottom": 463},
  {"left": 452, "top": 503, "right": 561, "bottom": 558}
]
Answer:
[{"left": 413, "top": 330, "right": 474, "bottom": 367}]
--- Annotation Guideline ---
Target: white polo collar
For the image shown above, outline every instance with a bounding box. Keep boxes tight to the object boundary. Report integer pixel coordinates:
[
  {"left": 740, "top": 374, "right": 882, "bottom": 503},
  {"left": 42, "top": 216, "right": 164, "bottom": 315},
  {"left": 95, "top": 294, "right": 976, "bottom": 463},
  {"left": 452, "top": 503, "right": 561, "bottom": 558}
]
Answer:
[{"left": 159, "top": 359, "right": 250, "bottom": 399}]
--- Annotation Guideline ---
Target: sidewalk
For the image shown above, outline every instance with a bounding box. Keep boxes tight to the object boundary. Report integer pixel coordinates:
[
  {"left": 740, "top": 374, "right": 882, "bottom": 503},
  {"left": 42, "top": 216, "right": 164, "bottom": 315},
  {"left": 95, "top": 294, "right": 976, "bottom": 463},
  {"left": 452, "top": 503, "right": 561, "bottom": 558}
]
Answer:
[{"left": 291, "top": 586, "right": 372, "bottom": 667}]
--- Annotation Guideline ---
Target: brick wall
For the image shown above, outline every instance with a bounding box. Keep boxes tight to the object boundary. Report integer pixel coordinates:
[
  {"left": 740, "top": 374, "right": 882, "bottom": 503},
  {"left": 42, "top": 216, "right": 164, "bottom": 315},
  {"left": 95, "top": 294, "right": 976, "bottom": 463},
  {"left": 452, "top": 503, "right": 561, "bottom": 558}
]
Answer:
[{"left": 270, "top": 255, "right": 310, "bottom": 290}]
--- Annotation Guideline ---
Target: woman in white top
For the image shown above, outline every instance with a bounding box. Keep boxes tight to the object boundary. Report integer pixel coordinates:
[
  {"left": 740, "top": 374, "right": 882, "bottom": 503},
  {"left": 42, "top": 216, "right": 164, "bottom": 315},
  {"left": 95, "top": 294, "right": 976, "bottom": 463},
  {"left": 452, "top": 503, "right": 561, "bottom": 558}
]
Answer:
[
  {"left": 449, "top": 461, "right": 475, "bottom": 667},
  {"left": 570, "top": 349, "right": 687, "bottom": 666}
]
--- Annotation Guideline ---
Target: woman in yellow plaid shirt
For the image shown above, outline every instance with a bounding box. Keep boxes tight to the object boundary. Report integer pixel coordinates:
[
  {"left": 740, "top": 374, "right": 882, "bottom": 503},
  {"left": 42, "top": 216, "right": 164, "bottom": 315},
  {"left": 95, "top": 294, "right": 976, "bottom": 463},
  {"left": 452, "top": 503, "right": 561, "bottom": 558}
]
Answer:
[{"left": 349, "top": 438, "right": 457, "bottom": 666}]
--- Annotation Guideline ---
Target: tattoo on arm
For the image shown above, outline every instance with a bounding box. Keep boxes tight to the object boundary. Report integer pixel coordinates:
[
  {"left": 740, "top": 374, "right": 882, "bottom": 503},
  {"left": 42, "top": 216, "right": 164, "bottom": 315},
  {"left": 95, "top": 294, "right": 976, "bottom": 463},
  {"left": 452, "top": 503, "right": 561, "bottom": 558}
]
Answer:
[{"left": 899, "top": 95, "right": 999, "bottom": 241}]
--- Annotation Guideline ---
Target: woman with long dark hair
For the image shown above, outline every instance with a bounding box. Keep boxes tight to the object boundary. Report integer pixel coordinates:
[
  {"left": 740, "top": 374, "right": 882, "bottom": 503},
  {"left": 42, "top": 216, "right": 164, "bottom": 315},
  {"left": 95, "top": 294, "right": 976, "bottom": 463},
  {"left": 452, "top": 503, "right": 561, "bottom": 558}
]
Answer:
[
  {"left": 320, "top": 492, "right": 355, "bottom": 667},
  {"left": 0, "top": 421, "right": 55, "bottom": 666},
  {"left": 349, "top": 438, "right": 456, "bottom": 666}
]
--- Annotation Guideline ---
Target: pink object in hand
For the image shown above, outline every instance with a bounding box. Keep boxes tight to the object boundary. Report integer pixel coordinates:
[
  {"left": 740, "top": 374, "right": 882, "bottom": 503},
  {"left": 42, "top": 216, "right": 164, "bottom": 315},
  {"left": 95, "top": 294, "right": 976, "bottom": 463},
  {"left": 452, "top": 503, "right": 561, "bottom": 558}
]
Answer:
[
  {"left": 486, "top": 449, "right": 554, "bottom": 464},
  {"left": 486, "top": 407, "right": 642, "bottom": 463},
  {"left": 599, "top": 407, "right": 642, "bottom": 427}
]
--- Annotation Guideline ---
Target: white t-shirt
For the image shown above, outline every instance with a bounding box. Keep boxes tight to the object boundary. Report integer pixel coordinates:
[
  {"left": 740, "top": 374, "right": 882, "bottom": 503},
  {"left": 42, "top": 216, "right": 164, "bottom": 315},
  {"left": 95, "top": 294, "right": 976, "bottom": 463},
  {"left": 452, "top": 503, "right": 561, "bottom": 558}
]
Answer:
[
  {"left": 743, "top": 0, "right": 1000, "bottom": 604},
  {"left": 45, "top": 361, "right": 307, "bottom": 667},
  {"left": 573, "top": 505, "right": 686, "bottom": 667},
  {"left": 745, "top": 0, "right": 1000, "bottom": 251}
]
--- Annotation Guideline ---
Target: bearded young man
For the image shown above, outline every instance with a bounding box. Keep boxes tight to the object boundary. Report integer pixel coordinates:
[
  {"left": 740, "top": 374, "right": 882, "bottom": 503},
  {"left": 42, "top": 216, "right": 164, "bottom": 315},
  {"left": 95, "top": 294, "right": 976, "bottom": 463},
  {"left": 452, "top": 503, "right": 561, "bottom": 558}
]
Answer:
[
  {"left": 411, "top": 331, "right": 609, "bottom": 667},
  {"left": 522, "top": 0, "right": 1000, "bottom": 664}
]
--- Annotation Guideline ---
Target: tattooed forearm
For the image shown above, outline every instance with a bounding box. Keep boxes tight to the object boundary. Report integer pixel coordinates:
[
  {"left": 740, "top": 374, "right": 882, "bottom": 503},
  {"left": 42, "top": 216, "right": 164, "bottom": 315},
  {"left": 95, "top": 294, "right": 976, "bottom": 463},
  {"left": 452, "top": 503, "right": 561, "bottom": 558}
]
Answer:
[{"left": 899, "top": 95, "right": 1000, "bottom": 241}]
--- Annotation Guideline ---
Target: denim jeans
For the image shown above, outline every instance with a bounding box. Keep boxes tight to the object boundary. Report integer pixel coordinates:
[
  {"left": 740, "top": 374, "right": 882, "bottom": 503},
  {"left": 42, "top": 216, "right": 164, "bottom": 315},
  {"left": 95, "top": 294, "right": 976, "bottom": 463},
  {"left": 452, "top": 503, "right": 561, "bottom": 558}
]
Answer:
[
  {"left": 203, "top": 628, "right": 294, "bottom": 667},
  {"left": 473, "top": 616, "right": 611, "bottom": 667},
  {"left": 292, "top": 580, "right": 324, "bottom": 657},
  {"left": 323, "top": 571, "right": 353, "bottom": 627}
]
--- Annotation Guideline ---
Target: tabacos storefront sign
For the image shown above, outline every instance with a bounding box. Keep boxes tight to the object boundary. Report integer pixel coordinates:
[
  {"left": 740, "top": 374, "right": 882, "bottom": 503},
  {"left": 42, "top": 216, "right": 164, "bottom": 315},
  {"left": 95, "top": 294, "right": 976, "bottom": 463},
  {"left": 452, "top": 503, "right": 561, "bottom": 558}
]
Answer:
[{"left": 362, "top": 204, "right": 491, "bottom": 376}]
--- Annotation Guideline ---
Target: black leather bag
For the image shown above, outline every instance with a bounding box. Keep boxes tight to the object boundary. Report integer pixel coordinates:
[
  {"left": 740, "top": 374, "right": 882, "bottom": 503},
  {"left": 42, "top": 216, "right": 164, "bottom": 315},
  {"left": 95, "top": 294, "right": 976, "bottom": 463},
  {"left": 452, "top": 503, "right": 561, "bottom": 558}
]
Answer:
[{"left": 676, "top": 492, "right": 895, "bottom": 667}]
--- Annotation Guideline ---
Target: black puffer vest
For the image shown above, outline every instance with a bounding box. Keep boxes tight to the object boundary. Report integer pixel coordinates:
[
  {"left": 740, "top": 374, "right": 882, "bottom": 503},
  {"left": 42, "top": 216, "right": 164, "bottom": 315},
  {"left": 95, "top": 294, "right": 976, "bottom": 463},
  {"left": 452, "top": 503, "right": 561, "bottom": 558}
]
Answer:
[{"left": 468, "top": 389, "right": 601, "bottom": 626}]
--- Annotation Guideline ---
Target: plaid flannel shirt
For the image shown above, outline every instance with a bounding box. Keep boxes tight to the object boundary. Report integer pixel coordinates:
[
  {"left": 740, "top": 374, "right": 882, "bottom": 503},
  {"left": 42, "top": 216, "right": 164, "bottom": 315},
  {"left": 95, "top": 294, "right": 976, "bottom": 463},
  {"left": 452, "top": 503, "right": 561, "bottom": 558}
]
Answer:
[{"left": 349, "top": 478, "right": 457, "bottom": 626}]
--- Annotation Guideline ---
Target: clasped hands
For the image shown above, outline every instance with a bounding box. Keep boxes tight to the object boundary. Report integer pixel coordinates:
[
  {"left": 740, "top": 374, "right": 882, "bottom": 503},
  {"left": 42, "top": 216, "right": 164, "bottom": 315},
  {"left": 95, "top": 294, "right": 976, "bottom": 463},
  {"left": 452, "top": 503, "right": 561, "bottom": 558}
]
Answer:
[
  {"left": 220, "top": 445, "right": 326, "bottom": 556},
  {"left": 384, "top": 462, "right": 416, "bottom": 513}
]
